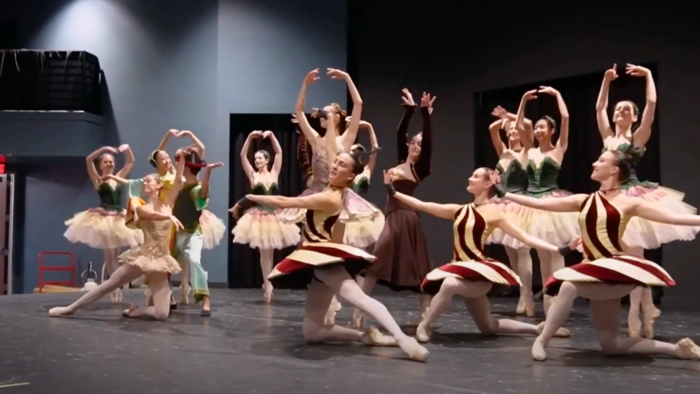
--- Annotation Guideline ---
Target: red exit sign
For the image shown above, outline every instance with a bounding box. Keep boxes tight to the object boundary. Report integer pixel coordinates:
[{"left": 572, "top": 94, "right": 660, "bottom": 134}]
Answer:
[{"left": 0, "top": 164, "right": 4, "bottom": 174}]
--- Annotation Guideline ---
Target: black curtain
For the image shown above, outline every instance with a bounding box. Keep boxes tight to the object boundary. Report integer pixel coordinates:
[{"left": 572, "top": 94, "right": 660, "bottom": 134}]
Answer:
[
  {"left": 473, "top": 64, "right": 661, "bottom": 298},
  {"left": 227, "top": 114, "right": 312, "bottom": 288}
]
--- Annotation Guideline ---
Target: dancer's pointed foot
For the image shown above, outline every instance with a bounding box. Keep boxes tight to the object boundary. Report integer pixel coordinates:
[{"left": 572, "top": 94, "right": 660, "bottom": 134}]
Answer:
[
  {"left": 516, "top": 296, "right": 525, "bottom": 315},
  {"left": 642, "top": 306, "right": 661, "bottom": 339},
  {"left": 359, "top": 326, "right": 398, "bottom": 347},
  {"left": 110, "top": 288, "right": 123, "bottom": 303},
  {"left": 536, "top": 322, "right": 571, "bottom": 338},
  {"left": 262, "top": 283, "right": 273, "bottom": 303},
  {"left": 416, "top": 322, "right": 431, "bottom": 343},
  {"left": 531, "top": 335, "right": 547, "bottom": 361},
  {"left": 677, "top": 338, "right": 700, "bottom": 360},
  {"left": 349, "top": 309, "right": 364, "bottom": 328},
  {"left": 180, "top": 284, "right": 190, "bottom": 305},
  {"left": 396, "top": 336, "right": 429, "bottom": 362},
  {"left": 628, "top": 313, "right": 642, "bottom": 337},
  {"left": 122, "top": 304, "right": 139, "bottom": 317},
  {"left": 48, "top": 306, "right": 74, "bottom": 317}
]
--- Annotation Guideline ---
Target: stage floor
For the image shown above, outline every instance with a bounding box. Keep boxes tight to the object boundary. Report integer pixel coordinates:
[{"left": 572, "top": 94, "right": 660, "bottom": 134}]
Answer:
[{"left": 1, "top": 289, "right": 699, "bottom": 393}]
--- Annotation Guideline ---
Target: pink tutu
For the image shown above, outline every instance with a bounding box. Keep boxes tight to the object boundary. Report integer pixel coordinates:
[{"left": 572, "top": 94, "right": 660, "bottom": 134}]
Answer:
[
  {"left": 232, "top": 207, "right": 301, "bottom": 250},
  {"left": 199, "top": 209, "right": 226, "bottom": 250},
  {"left": 64, "top": 208, "right": 144, "bottom": 249}
]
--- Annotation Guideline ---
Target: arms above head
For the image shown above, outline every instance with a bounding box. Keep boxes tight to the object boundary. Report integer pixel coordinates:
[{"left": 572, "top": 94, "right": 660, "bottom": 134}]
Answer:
[
  {"left": 115, "top": 144, "right": 135, "bottom": 178},
  {"left": 414, "top": 92, "right": 435, "bottom": 180},
  {"left": 294, "top": 69, "right": 322, "bottom": 148},
  {"left": 240, "top": 131, "right": 261, "bottom": 181},
  {"left": 384, "top": 170, "right": 459, "bottom": 219},
  {"left": 199, "top": 161, "right": 224, "bottom": 199},
  {"left": 164, "top": 149, "right": 187, "bottom": 207},
  {"left": 178, "top": 130, "right": 206, "bottom": 159},
  {"left": 539, "top": 86, "right": 570, "bottom": 153},
  {"left": 595, "top": 64, "right": 617, "bottom": 139},
  {"left": 86, "top": 146, "right": 119, "bottom": 189},
  {"left": 626, "top": 64, "right": 657, "bottom": 148},
  {"left": 516, "top": 91, "right": 538, "bottom": 149},
  {"left": 262, "top": 130, "right": 283, "bottom": 174},
  {"left": 489, "top": 116, "right": 508, "bottom": 156},
  {"left": 397, "top": 88, "right": 417, "bottom": 162},
  {"left": 158, "top": 129, "right": 179, "bottom": 151},
  {"left": 329, "top": 68, "right": 363, "bottom": 152},
  {"left": 365, "top": 121, "right": 379, "bottom": 174}
]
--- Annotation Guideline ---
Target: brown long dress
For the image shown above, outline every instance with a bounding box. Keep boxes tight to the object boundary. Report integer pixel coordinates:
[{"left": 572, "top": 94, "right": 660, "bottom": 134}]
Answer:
[{"left": 364, "top": 105, "right": 433, "bottom": 292}]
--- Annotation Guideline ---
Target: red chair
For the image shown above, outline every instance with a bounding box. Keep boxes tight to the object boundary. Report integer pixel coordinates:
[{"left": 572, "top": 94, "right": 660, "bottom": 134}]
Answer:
[{"left": 38, "top": 251, "right": 77, "bottom": 292}]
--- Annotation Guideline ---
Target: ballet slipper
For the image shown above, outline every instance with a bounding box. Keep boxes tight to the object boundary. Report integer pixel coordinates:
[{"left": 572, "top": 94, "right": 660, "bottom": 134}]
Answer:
[
  {"left": 628, "top": 313, "right": 642, "bottom": 337},
  {"left": 531, "top": 335, "right": 547, "bottom": 361},
  {"left": 48, "top": 306, "right": 74, "bottom": 317},
  {"left": 536, "top": 322, "right": 571, "bottom": 338},
  {"left": 180, "top": 283, "right": 190, "bottom": 305},
  {"left": 396, "top": 336, "right": 430, "bottom": 362},
  {"left": 415, "top": 322, "right": 431, "bottom": 343},
  {"left": 122, "top": 304, "right": 139, "bottom": 317},
  {"left": 516, "top": 296, "right": 525, "bottom": 315},
  {"left": 110, "top": 288, "right": 122, "bottom": 303},
  {"left": 349, "top": 309, "right": 364, "bottom": 328},
  {"left": 642, "top": 306, "right": 661, "bottom": 339},
  {"left": 677, "top": 338, "right": 700, "bottom": 361},
  {"left": 359, "top": 326, "right": 398, "bottom": 347},
  {"left": 324, "top": 305, "right": 337, "bottom": 326},
  {"left": 524, "top": 297, "right": 536, "bottom": 318},
  {"left": 262, "top": 283, "right": 274, "bottom": 303}
]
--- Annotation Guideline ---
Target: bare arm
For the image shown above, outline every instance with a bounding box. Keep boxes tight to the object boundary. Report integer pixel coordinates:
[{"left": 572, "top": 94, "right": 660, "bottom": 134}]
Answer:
[
  {"left": 158, "top": 129, "right": 178, "bottom": 151},
  {"left": 516, "top": 91, "right": 536, "bottom": 149},
  {"left": 596, "top": 67, "right": 615, "bottom": 139},
  {"left": 553, "top": 90, "right": 570, "bottom": 152},
  {"left": 495, "top": 214, "right": 560, "bottom": 252},
  {"left": 633, "top": 199, "right": 700, "bottom": 226},
  {"left": 248, "top": 189, "right": 341, "bottom": 212},
  {"left": 200, "top": 162, "right": 223, "bottom": 199},
  {"left": 86, "top": 146, "right": 116, "bottom": 189},
  {"left": 366, "top": 122, "right": 379, "bottom": 175},
  {"left": 240, "top": 132, "right": 258, "bottom": 183},
  {"left": 338, "top": 71, "right": 363, "bottom": 152},
  {"left": 392, "top": 191, "right": 461, "bottom": 219},
  {"left": 179, "top": 130, "right": 206, "bottom": 159},
  {"left": 295, "top": 70, "right": 321, "bottom": 149},
  {"left": 165, "top": 152, "right": 187, "bottom": 207},
  {"left": 489, "top": 119, "right": 507, "bottom": 156},
  {"left": 632, "top": 68, "right": 657, "bottom": 148},
  {"left": 116, "top": 145, "right": 135, "bottom": 178},
  {"left": 504, "top": 192, "right": 586, "bottom": 212},
  {"left": 267, "top": 131, "right": 283, "bottom": 175}
]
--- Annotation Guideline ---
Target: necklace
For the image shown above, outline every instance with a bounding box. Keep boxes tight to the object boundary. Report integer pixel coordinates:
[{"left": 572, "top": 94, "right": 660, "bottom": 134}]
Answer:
[{"left": 600, "top": 188, "right": 620, "bottom": 194}]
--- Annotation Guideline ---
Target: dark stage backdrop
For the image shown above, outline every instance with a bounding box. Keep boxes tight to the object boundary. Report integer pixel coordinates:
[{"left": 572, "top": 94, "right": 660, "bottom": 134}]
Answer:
[
  {"left": 227, "top": 114, "right": 310, "bottom": 289},
  {"left": 473, "top": 64, "right": 662, "bottom": 295}
]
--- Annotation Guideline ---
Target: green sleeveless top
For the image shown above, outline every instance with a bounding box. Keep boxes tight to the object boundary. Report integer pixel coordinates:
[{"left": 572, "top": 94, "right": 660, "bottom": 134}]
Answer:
[
  {"left": 173, "top": 183, "right": 209, "bottom": 233},
  {"left": 495, "top": 160, "right": 527, "bottom": 194},
  {"left": 352, "top": 176, "right": 370, "bottom": 195},
  {"left": 250, "top": 183, "right": 279, "bottom": 211},
  {"left": 97, "top": 183, "right": 123, "bottom": 211},
  {"left": 526, "top": 157, "right": 562, "bottom": 197}
]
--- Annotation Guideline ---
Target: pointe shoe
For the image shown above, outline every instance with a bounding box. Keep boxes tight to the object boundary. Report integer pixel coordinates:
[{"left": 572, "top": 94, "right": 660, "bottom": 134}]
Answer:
[
  {"left": 122, "top": 304, "right": 139, "bottom": 317},
  {"left": 416, "top": 322, "right": 431, "bottom": 343},
  {"left": 110, "top": 288, "right": 123, "bottom": 303},
  {"left": 397, "top": 336, "right": 430, "bottom": 362},
  {"left": 48, "top": 306, "right": 74, "bottom": 317},
  {"left": 350, "top": 309, "right": 364, "bottom": 328},
  {"left": 324, "top": 306, "right": 337, "bottom": 326},
  {"left": 531, "top": 335, "right": 547, "bottom": 361},
  {"left": 642, "top": 307, "right": 661, "bottom": 339},
  {"left": 536, "top": 322, "right": 571, "bottom": 338},
  {"left": 263, "top": 290, "right": 273, "bottom": 303},
  {"left": 677, "top": 338, "right": 700, "bottom": 360},
  {"left": 180, "top": 285, "right": 190, "bottom": 305},
  {"left": 516, "top": 296, "right": 525, "bottom": 315},
  {"left": 524, "top": 298, "right": 536, "bottom": 318},
  {"left": 628, "top": 314, "right": 642, "bottom": 338},
  {"left": 360, "top": 326, "right": 398, "bottom": 347}
]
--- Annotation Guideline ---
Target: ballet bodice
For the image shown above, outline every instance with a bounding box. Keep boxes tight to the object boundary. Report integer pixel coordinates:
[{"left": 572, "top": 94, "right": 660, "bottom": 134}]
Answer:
[
  {"left": 250, "top": 182, "right": 279, "bottom": 211},
  {"left": 97, "top": 183, "right": 123, "bottom": 211},
  {"left": 158, "top": 171, "right": 178, "bottom": 202},
  {"left": 601, "top": 142, "right": 644, "bottom": 185},
  {"left": 137, "top": 216, "right": 173, "bottom": 258},
  {"left": 526, "top": 157, "right": 561, "bottom": 195},
  {"left": 452, "top": 204, "right": 494, "bottom": 262},
  {"left": 301, "top": 188, "right": 343, "bottom": 243},
  {"left": 578, "top": 192, "right": 630, "bottom": 260},
  {"left": 386, "top": 178, "right": 419, "bottom": 213},
  {"left": 352, "top": 176, "right": 370, "bottom": 195},
  {"left": 310, "top": 150, "right": 330, "bottom": 187},
  {"left": 496, "top": 159, "right": 528, "bottom": 194}
]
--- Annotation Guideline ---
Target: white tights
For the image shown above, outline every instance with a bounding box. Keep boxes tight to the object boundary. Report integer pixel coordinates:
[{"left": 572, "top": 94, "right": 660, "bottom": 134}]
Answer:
[
  {"left": 624, "top": 246, "right": 660, "bottom": 338},
  {"left": 259, "top": 248, "right": 274, "bottom": 293},
  {"left": 421, "top": 278, "right": 542, "bottom": 335},
  {"left": 532, "top": 282, "right": 699, "bottom": 361},
  {"left": 353, "top": 273, "right": 431, "bottom": 327},
  {"left": 535, "top": 250, "right": 565, "bottom": 315},
  {"left": 48, "top": 265, "right": 171, "bottom": 321},
  {"left": 505, "top": 247, "right": 534, "bottom": 315}
]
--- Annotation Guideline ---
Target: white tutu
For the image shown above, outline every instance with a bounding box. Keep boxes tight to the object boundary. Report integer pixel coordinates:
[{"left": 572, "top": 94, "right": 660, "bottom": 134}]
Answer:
[{"left": 232, "top": 207, "right": 301, "bottom": 250}]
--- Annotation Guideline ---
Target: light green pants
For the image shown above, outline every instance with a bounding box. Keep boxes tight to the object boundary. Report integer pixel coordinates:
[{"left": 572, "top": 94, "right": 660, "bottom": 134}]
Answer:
[{"left": 174, "top": 231, "right": 208, "bottom": 302}]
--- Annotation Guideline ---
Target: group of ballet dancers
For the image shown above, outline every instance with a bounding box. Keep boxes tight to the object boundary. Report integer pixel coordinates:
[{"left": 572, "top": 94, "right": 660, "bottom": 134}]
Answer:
[{"left": 49, "top": 64, "right": 700, "bottom": 363}]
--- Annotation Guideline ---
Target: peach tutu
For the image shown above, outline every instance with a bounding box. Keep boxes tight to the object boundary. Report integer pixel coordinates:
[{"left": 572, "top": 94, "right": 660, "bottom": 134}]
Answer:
[
  {"left": 64, "top": 208, "right": 143, "bottom": 249},
  {"left": 199, "top": 209, "right": 226, "bottom": 250},
  {"left": 486, "top": 196, "right": 529, "bottom": 249},
  {"left": 516, "top": 191, "right": 580, "bottom": 246},
  {"left": 232, "top": 207, "right": 301, "bottom": 250},
  {"left": 119, "top": 247, "right": 181, "bottom": 274}
]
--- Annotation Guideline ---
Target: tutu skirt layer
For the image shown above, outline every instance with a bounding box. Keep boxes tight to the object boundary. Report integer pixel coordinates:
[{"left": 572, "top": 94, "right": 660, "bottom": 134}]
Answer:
[
  {"left": 517, "top": 190, "right": 580, "bottom": 245},
  {"left": 544, "top": 254, "right": 675, "bottom": 296},
  {"left": 621, "top": 185, "right": 700, "bottom": 249},
  {"left": 421, "top": 260, "right": 521, "bottom": 295},
  {"left": 232, "top": 208, "right": 301, "bottom": 250},
  {"left": 119, "top": 247, "right": 181, "bottom": 274},
  {"left": 486, "top": 196, "right": 529, "bottom": 249},
  {"left": 64, "top": 208, "right": 143, "bottom": 249},
  {"left": 200, "top": 209, "right": 226, "bottom": 250}
]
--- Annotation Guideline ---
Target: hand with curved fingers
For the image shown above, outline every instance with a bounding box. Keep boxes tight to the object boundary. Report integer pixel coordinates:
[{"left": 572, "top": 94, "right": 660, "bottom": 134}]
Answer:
[
  {"left": 522, "top": 89, "right": 538, "bottom": 101},
  {"left": 383, "top": 169, "right": 393, "bottom": 184},
  {"left": 310, "top": 108, "right": 320, "bottom": 118},
  {"left": 491, "top": 105, "right": 507, "bottom": 119},
  {"left": 568, "top": 237, "right": 582, "bottom": 250},
  {"left": 250, "top": 130, "right": 263, "bottom": 138},
  {"left": 169, "top": 215, "right": 184, "bottom": 231},
  {"left": 538, "top": 86, "right": 559, "bottom": 95},
  {"left": 420, "top": 92, "right": 436, "bottom": 114},
  {"left": 401, "top": 88, "right": 416, "bottom": 106},
  {"left": 262, "top": 130, "right": 273, "bottom": 139},
  {"left": 626, "top": 64, "right": 650, "bottom": 77},
  {"left": 177, "top": 130, "right": 193, "bottom": 139},
  {"left": 604, "top": 64, "right": 619, "bottom": 82},
  {"left": 118, "top": 144, "right": 129, "bottom": 152},
  {"left": 168, "top": 129, "right": 180, "bottom": 137},
  {"left": 206, "top": 162, "right": 224, "bottom": 169},
  {"left": 327, "top": 68, "right": 348, "bottom": 80},
  {"left": 304, "top": 69, "right": 320, "bottom": 85},
  {"left": 228, "top": 204, "right": 240, "bottom": 219},
  {"left": 291, "top": 114, "right": 298, "bottom": 124}
]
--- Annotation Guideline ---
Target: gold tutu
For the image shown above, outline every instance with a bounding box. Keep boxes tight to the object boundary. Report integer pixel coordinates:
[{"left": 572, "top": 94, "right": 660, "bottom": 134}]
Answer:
[
  {"left": 118, "top": 217, "right": 181, "bottom": 274},
  {"left": 232, "top": 208, "right": 301, "bottom": 250},
  {"left": 343, "top": 211, "right": 385, "bottom": 248},
  {"left": 64, "top": 208, "right": 143, "bottom": 249}
]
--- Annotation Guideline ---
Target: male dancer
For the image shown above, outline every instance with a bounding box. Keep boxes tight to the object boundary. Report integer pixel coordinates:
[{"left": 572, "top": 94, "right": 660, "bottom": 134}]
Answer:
[{"left": 173, "top": 151, "right": 223, "bottom": 316}]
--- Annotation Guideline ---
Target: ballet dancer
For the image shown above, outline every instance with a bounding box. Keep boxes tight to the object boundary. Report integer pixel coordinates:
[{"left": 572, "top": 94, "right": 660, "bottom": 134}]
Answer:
[
  {"left": 286, "top": 68, "right": 382, "bottom": 325},
  {"left": 494, "top": 149, "right": 700, "bottom": 361},
  {"left": 235, "top": 121, "right": 429, "bottom": 362},
  {"left": 486, "top": 105, "right": 536, "bottom": 316},
  {"left": 50, "top": 151, "right": 187, "bottom": 319},
  {"left": 64, "top": 144, "right": 141, "bottom": 303},
  {"left": 595, "top": 63, "right": 699, "bottom": 338},
  {"left": 516, "top": 87, "right": 579, "bottom": 315},
  {"left": 354, "top": 88, "right": 435, "bottom": 328},
  {"left": 382, "top": 167, "right": 570, "bottom": 342},
  {"left": 231, "top": 130, "right": 301, "bottom": 303},
  {"left": 172, "top": 151, "right": 224, "bottom": 316}
]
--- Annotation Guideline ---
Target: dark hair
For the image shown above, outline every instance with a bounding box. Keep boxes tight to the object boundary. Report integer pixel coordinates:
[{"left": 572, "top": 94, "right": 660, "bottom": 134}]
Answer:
[
  {"left": 347, "top": 147, "right": 380, "bottom": 176},
  {"left": 476, "top": 167, "right": 498, "bottom": 198},
  {"left": 540, "top": 115, "right": 557, "bottom": 130},
  {"left": 183, "top": 151, "right": 205, "bottom": 175},
  {"left": 148, "top": 150, "right": 165, "bottom": 168},
  {"left": 328, "top": 102, "right": 348, "bottom": 132},
  {"left": 609, "top": 148, "right": 643, "bottom": 183},
  {"left": 351, "top": 143, "right": 366, "bottom": 154}
]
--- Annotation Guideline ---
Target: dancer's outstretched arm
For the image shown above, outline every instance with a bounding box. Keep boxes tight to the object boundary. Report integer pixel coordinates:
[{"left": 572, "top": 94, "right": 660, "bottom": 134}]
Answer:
[
  {"left": 158, "top": 129, "right": 179, "bottom": 151},
  {"left": 539, "top": 86, "right": 570, "bottom": 155},
  {"left": 164, "top": 149, "right": 187, "bottom": 208},
  {"left": 491, "top": 174, "right": 586, "bottom": 212},
  {"left": 495, "top": 213, "right": 561, "bottom": 252},
  {"left": 247, "top": 187, "right": 342, "bottom": 212},
  {"left": 383, "top": 170, "right": 460, "bottom": 219}
]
